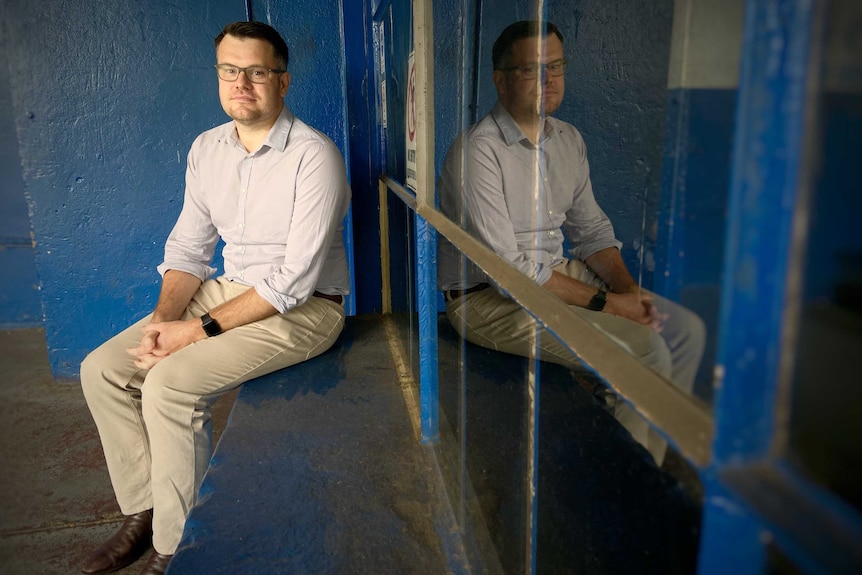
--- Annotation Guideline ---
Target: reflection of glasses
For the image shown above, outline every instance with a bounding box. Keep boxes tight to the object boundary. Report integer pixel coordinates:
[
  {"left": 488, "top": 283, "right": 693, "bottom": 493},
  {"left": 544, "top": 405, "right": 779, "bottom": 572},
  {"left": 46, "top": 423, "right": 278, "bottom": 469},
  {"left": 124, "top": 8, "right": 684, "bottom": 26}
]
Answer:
[
  {"left": 215, "top": 64, "right": 286, "bottom": 84},
  {"left": 500, "top": 60, "right": 568, "bottom": 80}
]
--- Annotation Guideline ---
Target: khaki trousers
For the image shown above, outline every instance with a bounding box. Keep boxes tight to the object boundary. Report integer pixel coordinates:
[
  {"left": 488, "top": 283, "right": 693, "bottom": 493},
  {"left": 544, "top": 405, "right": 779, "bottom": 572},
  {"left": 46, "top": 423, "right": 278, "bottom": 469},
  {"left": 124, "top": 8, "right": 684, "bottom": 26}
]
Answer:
[
  {"left": 445, "top": 259, "right": 705, "bottom": 465},
  {"left": 80, "top": 278, "right": 345, "bottom": 554}
]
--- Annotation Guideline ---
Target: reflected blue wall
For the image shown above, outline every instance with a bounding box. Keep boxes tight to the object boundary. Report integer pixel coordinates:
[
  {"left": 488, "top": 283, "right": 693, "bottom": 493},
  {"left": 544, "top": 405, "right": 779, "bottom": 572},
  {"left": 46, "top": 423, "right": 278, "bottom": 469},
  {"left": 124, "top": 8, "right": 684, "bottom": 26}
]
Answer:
[
  {"left": 434, "top": 0, "right": 675, "bottom": 280},
  {"left": 0, "top": 0, "right": 350, "bottom": 378}
]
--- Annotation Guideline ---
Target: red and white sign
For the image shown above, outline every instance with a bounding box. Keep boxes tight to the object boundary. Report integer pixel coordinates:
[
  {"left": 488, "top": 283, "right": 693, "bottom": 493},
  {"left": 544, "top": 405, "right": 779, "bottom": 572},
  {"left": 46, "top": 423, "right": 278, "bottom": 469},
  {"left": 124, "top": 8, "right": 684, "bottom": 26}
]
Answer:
[{"left": 405, "top": 51, "right": 417, "bottom": 191}]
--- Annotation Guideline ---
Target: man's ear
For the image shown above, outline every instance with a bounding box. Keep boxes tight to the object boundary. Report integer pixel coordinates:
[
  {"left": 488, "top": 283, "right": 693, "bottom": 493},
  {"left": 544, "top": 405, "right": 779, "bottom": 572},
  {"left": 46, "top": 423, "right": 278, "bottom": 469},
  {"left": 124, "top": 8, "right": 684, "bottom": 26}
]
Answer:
[
  {"left": 280, "top": 71, "right": 291, "bottom": 98},
  {"left": 492, "top": 70, "right": 505, "bottom": 96}
]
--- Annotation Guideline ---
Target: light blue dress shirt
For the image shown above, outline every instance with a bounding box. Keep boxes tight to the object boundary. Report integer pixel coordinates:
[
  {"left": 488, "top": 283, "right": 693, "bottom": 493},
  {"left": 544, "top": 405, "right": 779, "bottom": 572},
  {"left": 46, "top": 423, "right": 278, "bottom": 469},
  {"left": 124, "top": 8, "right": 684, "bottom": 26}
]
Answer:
[
  {"left": 438, "top": 101, "right": 621, "bottom": 291},
  {"left": 157, "top": 107, "right": 350, "bottom": 313}
]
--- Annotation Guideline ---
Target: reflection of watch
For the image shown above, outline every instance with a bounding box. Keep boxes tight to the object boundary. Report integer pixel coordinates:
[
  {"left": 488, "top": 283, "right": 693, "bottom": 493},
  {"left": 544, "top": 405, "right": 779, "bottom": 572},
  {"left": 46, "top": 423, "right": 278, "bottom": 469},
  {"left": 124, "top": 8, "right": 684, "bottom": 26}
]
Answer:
[
  {"left": 200, "top": 313, "right": 223, "bottom": 337},
  {"left": 587, "top": 289, "right": 607, "bottom": 312}
]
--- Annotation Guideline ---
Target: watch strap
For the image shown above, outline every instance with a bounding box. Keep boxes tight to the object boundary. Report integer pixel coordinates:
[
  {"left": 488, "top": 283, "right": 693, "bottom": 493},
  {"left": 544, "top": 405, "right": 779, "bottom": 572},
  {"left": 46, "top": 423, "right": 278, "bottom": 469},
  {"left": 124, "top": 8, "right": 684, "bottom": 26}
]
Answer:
[{"left": 586, "top": 289, "right": 607, "bottom": 312}]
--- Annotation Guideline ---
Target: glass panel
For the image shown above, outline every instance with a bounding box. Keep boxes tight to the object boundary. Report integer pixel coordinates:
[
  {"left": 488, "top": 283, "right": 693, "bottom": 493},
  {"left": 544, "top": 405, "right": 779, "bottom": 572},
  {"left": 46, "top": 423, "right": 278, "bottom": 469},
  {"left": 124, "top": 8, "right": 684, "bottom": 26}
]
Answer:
[
  {"left": 436, "top": 251, "right": 532, "bottom": 573},
  {"left": 432, "top": 0, "right": 746, "bottom": 429},
  {"left": 786, "top": 0, "right": 862, "bottom": 513},
  {"left": 432, "top": 3, "right": 534, "bottom": 571},
  {"left": 431, "top": 0, "right": 720, "bottom": 572}
]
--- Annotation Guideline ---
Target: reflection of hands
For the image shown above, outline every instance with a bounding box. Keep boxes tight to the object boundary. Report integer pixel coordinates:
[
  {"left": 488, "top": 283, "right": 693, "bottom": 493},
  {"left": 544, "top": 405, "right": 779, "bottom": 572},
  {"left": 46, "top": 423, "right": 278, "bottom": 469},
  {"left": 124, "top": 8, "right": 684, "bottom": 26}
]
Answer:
[
  {"left": 125, "top": 320, "right": 204, "bottom": 369},
  {"left": 605, "top": 292, "right": 653, "bottom": 326},
  {"left": 642, "top": 300, "right": 668, "bottom": 332},
  {"left": 604, "top": 291, "right": 666, "bottom": 332}
]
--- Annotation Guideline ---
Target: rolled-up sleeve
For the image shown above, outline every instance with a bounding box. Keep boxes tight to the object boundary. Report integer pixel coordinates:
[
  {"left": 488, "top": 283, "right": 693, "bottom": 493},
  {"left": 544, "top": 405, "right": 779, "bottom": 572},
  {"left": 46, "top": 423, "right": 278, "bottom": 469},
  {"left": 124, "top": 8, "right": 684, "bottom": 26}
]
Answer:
[
  {"left": 157, "top": 142, "right": 220, "bottom": 281},
  {"left": 560, "top": 136, "right": 622, "bottom": 261},
  {"left": 253, "top": 142, "right": 349, "bottom": 313}
]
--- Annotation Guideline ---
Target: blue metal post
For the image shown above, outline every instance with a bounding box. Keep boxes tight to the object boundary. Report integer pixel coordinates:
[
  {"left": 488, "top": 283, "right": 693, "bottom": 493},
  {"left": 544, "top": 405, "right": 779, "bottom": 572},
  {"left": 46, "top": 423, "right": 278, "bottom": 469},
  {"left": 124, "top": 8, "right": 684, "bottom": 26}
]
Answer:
[
  {"left": 699, "top": 0, "right": 819, "bottom": 573},
  {"left": 415, "top": 212, "right": 439, "bottom": 443},
  {"left": 698, "top": 479, "right": 769, "bottom": 573}
]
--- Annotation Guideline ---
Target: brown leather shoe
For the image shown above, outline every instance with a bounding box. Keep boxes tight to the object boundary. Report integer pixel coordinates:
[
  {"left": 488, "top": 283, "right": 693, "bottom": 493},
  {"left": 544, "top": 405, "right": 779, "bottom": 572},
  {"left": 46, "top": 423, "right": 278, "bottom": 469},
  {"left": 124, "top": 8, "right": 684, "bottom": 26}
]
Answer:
[
  {"left": 138, "top": 551, "right": 172, "bottom": 575},
  {"left": 81, "top": 509, "right": 153, "bottom": 574}
]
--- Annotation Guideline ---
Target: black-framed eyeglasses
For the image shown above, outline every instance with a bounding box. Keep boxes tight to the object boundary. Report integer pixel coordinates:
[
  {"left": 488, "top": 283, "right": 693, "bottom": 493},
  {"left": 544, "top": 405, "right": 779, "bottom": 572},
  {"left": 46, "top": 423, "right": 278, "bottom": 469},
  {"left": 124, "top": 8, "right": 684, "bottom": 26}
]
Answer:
[
  {"left": 215, "top": 64, "right": 286, "bottom": 84},
  {"left": 500, "top": 59, "right": 569, "bottom": 80}
]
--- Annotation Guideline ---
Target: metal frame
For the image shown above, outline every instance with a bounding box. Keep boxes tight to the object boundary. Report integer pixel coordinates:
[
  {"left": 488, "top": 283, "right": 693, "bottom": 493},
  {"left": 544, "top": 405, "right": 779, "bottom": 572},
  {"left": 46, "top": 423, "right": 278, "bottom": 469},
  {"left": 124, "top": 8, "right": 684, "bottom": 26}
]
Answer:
[{"left": 700, "top": 0, "right": 862, "bottom": 573}]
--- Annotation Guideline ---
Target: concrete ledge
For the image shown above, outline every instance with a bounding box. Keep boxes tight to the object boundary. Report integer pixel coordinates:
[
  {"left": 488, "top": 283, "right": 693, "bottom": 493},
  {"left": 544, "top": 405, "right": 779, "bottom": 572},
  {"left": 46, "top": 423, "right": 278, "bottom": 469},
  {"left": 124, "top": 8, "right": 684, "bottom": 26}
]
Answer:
[{"left": 168, "top": 317, "right": 451, "bottom": 574}]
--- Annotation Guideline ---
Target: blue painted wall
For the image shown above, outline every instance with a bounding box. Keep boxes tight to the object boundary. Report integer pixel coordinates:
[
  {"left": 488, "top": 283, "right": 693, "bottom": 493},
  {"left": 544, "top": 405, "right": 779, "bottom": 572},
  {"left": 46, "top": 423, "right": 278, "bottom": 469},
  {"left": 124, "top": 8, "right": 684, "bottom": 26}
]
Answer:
[
  {"left": 0, "top": 0, "right": 351, "bottom": 378},
  {"left": 655, "top": 0, "right": 745, "bottom": 402},
  {"left": 0, "top": 53, "right": 42, "bottom": 329}
]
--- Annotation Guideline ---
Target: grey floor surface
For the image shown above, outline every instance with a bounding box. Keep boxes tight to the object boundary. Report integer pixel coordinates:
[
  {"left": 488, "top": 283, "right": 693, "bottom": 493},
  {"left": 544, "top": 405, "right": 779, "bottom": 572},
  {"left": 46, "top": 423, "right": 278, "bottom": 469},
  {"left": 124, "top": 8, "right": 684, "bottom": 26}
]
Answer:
[{"left": 0, "top": 329, "right": 237, "bottom": 575}]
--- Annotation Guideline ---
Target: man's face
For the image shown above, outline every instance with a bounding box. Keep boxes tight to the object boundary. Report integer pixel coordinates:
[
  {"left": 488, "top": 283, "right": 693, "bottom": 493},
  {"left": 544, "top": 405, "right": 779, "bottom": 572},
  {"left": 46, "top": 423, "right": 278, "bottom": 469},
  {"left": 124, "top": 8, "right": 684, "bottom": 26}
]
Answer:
[
  {"left": 216, "top": 35, "right": 290, "bottom": 129},
  {"left": 494, "top": 34, "right": 565, "bottom": 122}
]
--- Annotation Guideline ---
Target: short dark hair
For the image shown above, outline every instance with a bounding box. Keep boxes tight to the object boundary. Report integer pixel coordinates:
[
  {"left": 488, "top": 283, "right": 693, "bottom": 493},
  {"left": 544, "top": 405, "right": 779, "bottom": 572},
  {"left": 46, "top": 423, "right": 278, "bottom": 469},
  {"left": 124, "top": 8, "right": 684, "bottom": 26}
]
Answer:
[
  {"left": 215, "top": 21, "right": 290, "bottom": 69},
  {"left": 492, "top": 20, "right": 564, "bottom": 70}
]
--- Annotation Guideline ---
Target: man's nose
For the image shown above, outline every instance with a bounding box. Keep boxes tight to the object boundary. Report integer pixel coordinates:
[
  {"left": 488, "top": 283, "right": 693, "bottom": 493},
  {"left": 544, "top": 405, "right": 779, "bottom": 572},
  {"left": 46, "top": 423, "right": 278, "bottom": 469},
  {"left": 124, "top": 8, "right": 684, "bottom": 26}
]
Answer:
[{"left": 235, "top": 71, "right": 253, "bottom": 87}]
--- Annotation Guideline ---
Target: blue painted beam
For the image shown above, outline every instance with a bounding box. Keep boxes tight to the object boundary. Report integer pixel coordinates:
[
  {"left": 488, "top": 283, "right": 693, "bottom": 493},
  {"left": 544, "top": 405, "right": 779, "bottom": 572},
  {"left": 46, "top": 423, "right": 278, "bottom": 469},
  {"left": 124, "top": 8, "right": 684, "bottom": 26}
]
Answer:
[
  {"left": 713, "top": 0, "right": 818, "bottom": 467},
  {"left": 415, "top": 212, "right": 439, "bottom": 443},
  {"left": 702, "top": 0, "right": 824, "bottom": 573}
]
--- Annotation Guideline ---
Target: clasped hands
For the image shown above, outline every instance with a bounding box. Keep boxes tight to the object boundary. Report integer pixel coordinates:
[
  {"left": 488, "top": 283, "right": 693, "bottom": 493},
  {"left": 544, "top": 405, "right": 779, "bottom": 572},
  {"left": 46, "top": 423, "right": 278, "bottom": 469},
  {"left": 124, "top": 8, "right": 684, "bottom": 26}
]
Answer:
[
  {"left": 608, "top": 289, "right": 667, "bottom": 332},
  {"left": 126, "top": 319, "right": 206, "bottom": 369}
]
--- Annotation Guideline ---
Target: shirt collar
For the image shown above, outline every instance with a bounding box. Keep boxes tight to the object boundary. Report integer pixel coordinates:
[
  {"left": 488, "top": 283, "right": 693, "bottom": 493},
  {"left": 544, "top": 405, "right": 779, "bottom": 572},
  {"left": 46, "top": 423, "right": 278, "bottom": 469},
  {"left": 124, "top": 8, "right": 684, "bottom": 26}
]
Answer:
[
  {"left": 264, "top": 107, "right": 294, "bottom": 152},
  {"left": 226, "top": 106, "right": 294, "bottom": 153},
  {"left": 491, "top": 101, "right": 555, "bottom": 147}
]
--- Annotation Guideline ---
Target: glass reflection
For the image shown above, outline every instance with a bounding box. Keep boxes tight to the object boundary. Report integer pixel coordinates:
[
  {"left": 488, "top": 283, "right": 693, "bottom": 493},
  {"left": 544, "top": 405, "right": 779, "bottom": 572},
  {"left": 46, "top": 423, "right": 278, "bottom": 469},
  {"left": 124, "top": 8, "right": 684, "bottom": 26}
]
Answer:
[
  {"left": 430, "top": 0, "right": 725, "bottom": 572},
  {"left": 436, "top": 14, "right": 703, "bottom": 466},
  {"left": 786, "top": 0, "right": 862, "bottom": 513}
]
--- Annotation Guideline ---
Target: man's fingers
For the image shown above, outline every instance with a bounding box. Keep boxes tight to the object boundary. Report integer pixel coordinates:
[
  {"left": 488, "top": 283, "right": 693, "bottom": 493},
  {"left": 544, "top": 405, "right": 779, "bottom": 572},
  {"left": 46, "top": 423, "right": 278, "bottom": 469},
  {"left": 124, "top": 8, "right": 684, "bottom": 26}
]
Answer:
[
  {"left": 133, "top": 353, "right": 166, "bottom": 370},
  {"left": 126, "top": 345, "right": 145, "bottom": 357}
]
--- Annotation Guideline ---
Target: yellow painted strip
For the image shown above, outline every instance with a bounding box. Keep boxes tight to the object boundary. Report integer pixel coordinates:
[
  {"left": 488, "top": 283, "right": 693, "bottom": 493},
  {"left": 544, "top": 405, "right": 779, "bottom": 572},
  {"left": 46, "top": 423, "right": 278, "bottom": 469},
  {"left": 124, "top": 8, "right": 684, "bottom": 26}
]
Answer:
[
  {"left": 379, "top": 179, "right": 392, "bottom": 314},
  {"left": 383, "top": 315, "right": 422, "bottom": 441}
]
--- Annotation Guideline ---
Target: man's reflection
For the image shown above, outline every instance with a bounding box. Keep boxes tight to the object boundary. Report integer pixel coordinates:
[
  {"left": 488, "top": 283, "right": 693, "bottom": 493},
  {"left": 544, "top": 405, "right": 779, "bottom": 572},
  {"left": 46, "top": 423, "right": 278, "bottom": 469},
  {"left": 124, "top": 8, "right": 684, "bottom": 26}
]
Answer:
[{"left": 437, "top": 20, "right": 705, "bottom": 465}]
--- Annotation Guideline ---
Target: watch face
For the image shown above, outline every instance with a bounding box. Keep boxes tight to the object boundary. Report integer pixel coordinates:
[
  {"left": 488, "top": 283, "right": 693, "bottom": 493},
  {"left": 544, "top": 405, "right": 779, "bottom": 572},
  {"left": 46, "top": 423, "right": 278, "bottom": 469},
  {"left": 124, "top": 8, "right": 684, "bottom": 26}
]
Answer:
[
  {"left": 588, "top": 290, "right": 606, "bottom": 311},
  {"left": 202, "top": 314, "right": 221, "bottom": 336}
]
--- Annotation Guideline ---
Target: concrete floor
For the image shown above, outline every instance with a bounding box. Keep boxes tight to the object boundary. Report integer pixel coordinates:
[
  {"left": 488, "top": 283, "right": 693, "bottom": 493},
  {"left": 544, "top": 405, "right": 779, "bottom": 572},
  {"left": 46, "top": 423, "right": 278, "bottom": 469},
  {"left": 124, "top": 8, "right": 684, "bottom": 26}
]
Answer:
[{"left": 0, "top": 329, "right": 236, "bottom": 575}]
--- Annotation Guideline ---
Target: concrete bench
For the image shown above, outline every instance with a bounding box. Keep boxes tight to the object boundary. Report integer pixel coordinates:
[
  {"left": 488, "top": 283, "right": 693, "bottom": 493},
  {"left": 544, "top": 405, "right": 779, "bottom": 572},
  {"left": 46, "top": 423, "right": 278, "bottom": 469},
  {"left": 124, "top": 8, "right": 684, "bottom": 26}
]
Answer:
[{"left": 167, "top": 316, "right": 456, "bottom": 575}]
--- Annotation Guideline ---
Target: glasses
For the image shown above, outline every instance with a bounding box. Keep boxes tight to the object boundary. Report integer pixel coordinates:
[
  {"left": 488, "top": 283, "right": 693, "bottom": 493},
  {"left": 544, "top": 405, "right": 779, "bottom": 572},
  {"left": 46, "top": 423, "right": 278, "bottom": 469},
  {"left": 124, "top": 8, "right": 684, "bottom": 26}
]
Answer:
[
  {"left": 500, "top": 59, "right": 568, "bottom": 80},
  {"left": 215, "top": 64, "right": 286, "bottom": 84}
]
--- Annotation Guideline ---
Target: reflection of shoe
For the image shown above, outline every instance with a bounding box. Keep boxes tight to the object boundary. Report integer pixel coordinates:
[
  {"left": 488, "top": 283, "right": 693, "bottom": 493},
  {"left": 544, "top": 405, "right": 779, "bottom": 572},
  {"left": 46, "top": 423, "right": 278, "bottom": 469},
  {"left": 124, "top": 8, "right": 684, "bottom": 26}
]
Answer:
[
  {"left": 138, "top": 551, "right": 173, "bottom": 575},
  {"left": 81, "top": 509, "right": 153, "bottom": 574},
  {"left": 593, "top": 388, "right": 617, "bottom": 414}
]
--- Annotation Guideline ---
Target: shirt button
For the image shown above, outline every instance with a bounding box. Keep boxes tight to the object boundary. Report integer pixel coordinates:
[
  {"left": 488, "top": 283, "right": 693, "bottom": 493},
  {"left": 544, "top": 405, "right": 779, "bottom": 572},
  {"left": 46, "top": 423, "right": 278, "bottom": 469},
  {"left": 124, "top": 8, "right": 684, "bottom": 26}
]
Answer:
[
  {"left": 543, "top": 177, "right": 548, "bottom": 182},
  {"left": 239, "top": 222, "right": 244, "bottom": 229},
  {"left": 548, "top": 231, "right": 556, "bottom": 237},
  {"left": 548, "top": 210, "right": 553, "bottom": 216}
]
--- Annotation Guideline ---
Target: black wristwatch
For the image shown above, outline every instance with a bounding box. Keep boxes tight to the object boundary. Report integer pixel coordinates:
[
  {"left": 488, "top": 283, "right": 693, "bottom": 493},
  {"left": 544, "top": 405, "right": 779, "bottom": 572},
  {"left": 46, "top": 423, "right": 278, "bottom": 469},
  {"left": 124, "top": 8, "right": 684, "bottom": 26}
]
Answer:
[
  {"left": 586, "top": 289, "right": 607, "bottom": 312},
  {"left": 200, "top": 312, "right": 223, "bottom": 337}
]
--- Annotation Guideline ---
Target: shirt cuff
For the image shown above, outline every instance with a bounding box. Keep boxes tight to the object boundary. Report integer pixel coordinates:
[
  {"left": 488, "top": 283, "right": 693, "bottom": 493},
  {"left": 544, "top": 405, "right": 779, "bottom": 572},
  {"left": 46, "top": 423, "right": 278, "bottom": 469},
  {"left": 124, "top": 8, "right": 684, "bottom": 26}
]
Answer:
[
  {"left": 254, "top": 281, "right": 299, "bottom": 314},
  {"left": 574, "top": 238, "right": 623, "bottom": 261},
  {"left": 534, "top": 263, "right": 552, "bottom": 286},
  {"left": 156, "top": 261, "right": 216, "bottom": 282}
]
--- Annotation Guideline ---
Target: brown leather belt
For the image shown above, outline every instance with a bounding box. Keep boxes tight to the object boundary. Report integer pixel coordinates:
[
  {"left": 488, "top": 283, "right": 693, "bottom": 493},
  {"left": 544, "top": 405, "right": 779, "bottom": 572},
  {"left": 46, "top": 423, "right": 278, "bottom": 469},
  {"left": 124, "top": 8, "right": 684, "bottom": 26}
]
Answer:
[
  {"left": 444, "top": 283, "right": 490, "bottom": 302},
  {"left": 313, "top": 291, "right": 343, "bottom": 305}
]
